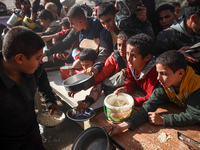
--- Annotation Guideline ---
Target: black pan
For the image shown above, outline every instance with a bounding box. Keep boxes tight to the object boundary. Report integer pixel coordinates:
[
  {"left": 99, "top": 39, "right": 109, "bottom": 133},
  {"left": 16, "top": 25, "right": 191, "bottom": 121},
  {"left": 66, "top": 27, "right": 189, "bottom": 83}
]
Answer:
[{"left": 62, "top": 73, "right": 94, "bottom": 92}]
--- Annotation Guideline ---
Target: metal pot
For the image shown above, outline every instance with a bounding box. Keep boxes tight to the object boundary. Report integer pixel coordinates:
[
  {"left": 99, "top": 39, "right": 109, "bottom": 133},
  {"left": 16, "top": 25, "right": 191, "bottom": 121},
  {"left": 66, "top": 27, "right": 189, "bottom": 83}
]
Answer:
[
  {"left": 72, "top": 127, "right": 115, "bottom": 150},
  {"left": 62, "top": 73, "right": 94, "bottom": 92}
]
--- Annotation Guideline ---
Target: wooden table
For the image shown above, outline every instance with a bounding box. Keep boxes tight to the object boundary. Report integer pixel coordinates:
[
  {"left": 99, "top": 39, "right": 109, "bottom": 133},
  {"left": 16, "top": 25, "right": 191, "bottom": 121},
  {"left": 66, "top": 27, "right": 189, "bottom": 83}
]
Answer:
[
  {"left": 46, "top": 69, "right": 105, "bottom": 129},
  {"left": 90, "top": 103, "right": 200, "bottom": 150}
]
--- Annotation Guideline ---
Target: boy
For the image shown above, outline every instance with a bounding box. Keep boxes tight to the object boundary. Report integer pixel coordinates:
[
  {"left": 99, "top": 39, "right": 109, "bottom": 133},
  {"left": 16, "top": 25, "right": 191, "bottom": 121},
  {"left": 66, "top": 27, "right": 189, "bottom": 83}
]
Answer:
[
  {"left": 114, "top": 33, "right": 158, "bottom": 106},
  {"left": 69, "top": 49, "right": 99, "bottom": 113},
  {"left": 104, "top": 50, "right": 200, "bottom": 136},
  {"left": 42, "top": 17, "right": 71, "bottom": 42},
  {"left": 75, "top": 30, "right": 132, "bottom": 113},
  {"left": 44, "top": 5, "right": 113, "bottom": 73},
  {"left": 0, "top": 26, "right": 58, "bottom": 149}
]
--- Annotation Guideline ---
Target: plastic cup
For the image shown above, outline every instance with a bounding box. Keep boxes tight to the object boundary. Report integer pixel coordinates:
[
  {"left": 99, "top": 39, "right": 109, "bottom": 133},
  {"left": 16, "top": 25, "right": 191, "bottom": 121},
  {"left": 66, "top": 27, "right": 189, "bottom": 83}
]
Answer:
[
  {"left": 60, "top": 66, "right": 73, "bottom": 81},
  {"left": 7, "top": 13, "right": 19, "bottom": 26}
]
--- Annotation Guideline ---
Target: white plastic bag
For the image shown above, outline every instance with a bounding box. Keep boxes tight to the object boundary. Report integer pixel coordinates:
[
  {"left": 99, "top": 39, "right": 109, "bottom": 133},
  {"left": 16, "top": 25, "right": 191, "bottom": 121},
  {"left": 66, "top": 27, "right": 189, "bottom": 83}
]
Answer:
[{"left": 102, "top": 71, "right": 126, "bottom": 87}]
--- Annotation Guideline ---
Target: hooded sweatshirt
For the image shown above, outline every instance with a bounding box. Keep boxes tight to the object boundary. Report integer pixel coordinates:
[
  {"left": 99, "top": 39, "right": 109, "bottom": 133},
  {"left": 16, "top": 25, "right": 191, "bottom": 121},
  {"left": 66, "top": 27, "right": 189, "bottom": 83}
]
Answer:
[
  {"left": 125, "top": 66, "right": 200, "bottom": 130},
  {"left": 154, "top": 19, "right": 200, "bottom": 74},
  {"left": 154, "top": 19, "right": 200, "bottom": 57}
]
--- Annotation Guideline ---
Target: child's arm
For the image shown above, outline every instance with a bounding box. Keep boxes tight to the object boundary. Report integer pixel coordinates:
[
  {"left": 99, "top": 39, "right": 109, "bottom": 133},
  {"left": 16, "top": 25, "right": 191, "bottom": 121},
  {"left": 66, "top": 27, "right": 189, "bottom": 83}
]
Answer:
[
  {"left": 163, "top": 88, "right": 200, "bottom": 127},
  {"left": 125, "top": 84, "right": 169, "bottom": 131},
  {"left": 42, "top": 33, "right": 59, "bottom": 42},
  {"left": 94, "top": 54, "right": 117, "bottom": 84},
  {"left": 36, "top": 65, "right": 58, "bottom": 111}
]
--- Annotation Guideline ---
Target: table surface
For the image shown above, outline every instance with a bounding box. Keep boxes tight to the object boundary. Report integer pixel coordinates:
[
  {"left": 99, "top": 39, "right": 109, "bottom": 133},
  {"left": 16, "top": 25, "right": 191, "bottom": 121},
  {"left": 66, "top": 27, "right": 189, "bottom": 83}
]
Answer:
[
  {"left": 47, "top": 70, "right": 105, "bottom": 109},
  {"left": 90, "top": 103, "right": 200, "bottom": 150}
]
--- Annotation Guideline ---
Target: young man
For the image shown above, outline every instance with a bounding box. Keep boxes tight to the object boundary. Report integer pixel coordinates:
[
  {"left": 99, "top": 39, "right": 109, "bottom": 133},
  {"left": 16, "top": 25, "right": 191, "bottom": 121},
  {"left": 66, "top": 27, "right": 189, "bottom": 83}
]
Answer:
[
  {"left": 104, "top": 50, "right": 200, "bottom": 136},
  {"left": 97, "top": 2, "right": 155, "bottom": 46},
  {"left": 0, "top": 26, "right": 58, "bottom": 149},
  {"left": 44, "top": 4, "right": 113, "bottom": 73},
  {"left": 155, "top": 3, "right": 175, "bottom": 32},
  {"left": 113, "top": 33, "right": 158, "bottom": 106},
  {"left": 154, "top": 6, "right": 200, "bottom": 75}
]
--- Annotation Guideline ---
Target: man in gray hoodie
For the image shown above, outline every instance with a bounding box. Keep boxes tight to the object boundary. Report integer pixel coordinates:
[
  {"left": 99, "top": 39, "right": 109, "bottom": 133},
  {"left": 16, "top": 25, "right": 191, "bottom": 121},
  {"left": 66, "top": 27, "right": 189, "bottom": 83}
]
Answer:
[{"left": 154, "top": 6, "right": 200, "bottom": 74}]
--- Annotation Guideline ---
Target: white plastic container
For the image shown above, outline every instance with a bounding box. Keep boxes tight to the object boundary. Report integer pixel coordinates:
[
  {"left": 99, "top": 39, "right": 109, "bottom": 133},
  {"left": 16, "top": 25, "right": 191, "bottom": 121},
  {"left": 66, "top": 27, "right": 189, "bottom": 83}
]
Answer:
[
  {"left": 104, "top": 93, "right": 134, "bottom": 122},
  {"left": 79, "top": 39, "right": 99, "bottom": 50},
  {"left": 7, "top": 13, "right": 21, "bottom": 27}
]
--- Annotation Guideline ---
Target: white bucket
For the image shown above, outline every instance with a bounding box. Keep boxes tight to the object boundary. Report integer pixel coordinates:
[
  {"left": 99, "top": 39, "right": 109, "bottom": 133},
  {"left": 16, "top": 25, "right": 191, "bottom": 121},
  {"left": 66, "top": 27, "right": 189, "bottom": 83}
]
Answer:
[
  {"left": 104, "top": 93, "right": 134, "bottom": 122},
  {"left": 7, "top": 13, "right": 21, "bottom": 27}
]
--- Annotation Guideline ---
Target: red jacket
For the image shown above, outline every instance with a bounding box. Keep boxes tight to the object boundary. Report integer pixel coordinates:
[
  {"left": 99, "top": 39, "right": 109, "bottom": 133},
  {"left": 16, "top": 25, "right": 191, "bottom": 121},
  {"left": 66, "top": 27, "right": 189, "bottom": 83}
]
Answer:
[
  {"left": 124, "top": 64, "right": 158, "bottom": 106},
  {"left": 58, "top": 28, "right": 72, "bottom": 38},
  {"left": 94, "top": 51, "right": 126, "bottom": 85}
]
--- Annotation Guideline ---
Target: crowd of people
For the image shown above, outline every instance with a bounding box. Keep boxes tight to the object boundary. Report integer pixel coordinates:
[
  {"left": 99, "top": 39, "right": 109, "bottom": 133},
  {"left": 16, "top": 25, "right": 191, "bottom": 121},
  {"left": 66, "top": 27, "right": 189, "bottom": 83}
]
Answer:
[{"left": 0, "top": 0, "right": 200, "bottom": 149}]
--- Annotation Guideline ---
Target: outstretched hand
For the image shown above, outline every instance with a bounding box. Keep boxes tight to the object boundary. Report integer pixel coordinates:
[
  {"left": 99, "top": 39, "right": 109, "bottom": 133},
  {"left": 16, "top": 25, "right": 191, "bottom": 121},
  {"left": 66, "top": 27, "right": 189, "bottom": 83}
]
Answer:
[
  {"left": 136, "top": 6, "right": 147, "bottom": 22},
  {"left": 148, "top": 112, "right": 164, "bottom": 125},
  {"left": 114, "top": 87, "right": 127, "bottom": 96},
  {"left": 178, "top": 46, "right": 199, "bottom": 63},
  {"left": 84, "top": 67, "right": 98, "bottom": 76},
  {"left": 103, "top": 122, "right": 130, "bottom": 136},
  {"left": 48, "top": 104, "right": 59, "bottom": 115}
]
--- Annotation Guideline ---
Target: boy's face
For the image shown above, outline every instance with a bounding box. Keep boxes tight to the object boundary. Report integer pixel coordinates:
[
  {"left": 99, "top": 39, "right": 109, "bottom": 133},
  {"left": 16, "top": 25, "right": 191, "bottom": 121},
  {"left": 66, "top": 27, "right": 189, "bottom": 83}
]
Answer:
[
  {"left": 14, "top": 0, "right": 21, "bottom": 9},
  {"left": 21, "top": 49, "right": 43, "bottom": 74},
  {"left": 174, "top": 6, "right": 180, "bottom": 20},
  {"left": 39, "top": 18, "right": 51, "bottom": 30},
  {"left": 191, "top": 15, "right": 200, "bottom": 35},
  {"left": 117, "top": 38, "right": 127, "bottom": 57},
  {"left": 156, "top": 63, "right": 181, "bottom": 88},
  {"left": 99, "top": 14, "right": 117, "bottom": 33},
  {"left": 126, "top": 44, "right": 148, "bottom": 71},
  {"left": 158, "top": 9, "right": 175, "bottom": 30},
  {"left": 80, "top": 60, "right": 94, "bottom": 70},
  {"left": 68, "top": 17, "right": 83, "bottom": 32}
]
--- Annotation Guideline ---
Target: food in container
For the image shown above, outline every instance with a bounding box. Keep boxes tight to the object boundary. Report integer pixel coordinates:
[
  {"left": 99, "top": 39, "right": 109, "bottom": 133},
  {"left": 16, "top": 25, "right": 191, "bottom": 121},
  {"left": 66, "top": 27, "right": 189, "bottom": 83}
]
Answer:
[{"left": 104, "top": 93, "right": 134, "bottom": 122}]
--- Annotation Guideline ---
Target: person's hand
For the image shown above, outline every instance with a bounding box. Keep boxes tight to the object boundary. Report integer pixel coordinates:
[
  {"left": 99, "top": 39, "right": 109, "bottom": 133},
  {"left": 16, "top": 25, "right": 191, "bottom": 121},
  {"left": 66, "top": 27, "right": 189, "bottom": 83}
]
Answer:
[
  {"left": 68, "top": 92, "right": 78, "bottom": 98},
  {"left": 103, "top": 122, "right": 130, "bottom": 136},
  {"left": 42, "top": 36, "right": 52, "bottom": 42},
  {"left": 178, "top": 46, "right": 199, "bottom": 63},
  {"left": 121, "top": 68, "right": 127, "bottom": 77},
  {"left": 76, "top": 101, "right": 90, "bottom": 114},
  {"left": 48, "top": 104, "right": 59, "bottom": 115},
  {"left": 114, "top": 87, "right": 127, "bottom": 96},
  {"left": 136, "top": 6, "right": 147, "bottom": 22},
  {"left": 84, "top": 67, "right": 98, "bottom": 76},
  {"left": 148, "top": 112, "right": 164, "bottom": 125}
]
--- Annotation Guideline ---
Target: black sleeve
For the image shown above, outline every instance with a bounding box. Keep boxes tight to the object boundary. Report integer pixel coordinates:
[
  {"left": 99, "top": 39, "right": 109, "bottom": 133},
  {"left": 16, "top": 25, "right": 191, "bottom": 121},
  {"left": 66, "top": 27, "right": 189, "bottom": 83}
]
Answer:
[{"left": 45, "top": 28, "right": 79, "bottom": 56}]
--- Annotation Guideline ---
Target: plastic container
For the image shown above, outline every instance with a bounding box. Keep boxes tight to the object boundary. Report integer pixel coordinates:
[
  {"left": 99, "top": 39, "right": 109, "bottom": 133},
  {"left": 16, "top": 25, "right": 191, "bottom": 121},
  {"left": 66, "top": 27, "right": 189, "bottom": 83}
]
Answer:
[
  {"left": 60, "top": 66, "right": 73, "bottom": 81},
  {"left": 7, "top": 13, "right": 21, "bottom": 27},
  {"left": 79, "top": 39, "right": 98, "bottom": 50},
  {"left": 23, "top": 16, "right": 36, "bottom": 29},
  {"left": 104, "top": 93, "right": 134, "bottom": 122}
]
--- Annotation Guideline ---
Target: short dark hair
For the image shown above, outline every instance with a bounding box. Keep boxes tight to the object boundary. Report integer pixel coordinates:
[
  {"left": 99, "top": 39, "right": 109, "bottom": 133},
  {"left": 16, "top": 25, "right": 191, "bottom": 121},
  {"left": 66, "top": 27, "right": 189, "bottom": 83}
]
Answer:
[
  {"left": 38, "top": 9, "right": 54, "bottom": 22},
  {"left": 156, "top": 3, "right": 175, "bottom": 15},
  {"left": 79, "top": 49, "right": 97, "bottom": 62},
  {"left": 118, "top": 29, "right": 136, "bottom": 40},
  {"left": 184, "top": 6, "right": 200, "bottom": 20},
  {"left": 97, "top": 2, "right": 116, "bottom": 18},
  {"left": 67, "top": 5, "right": 86, "bottom": 19},
  {"left": 2, "top": 26, "right": 45, "bottom": 60},
  {"left": 126, "top": 33, "right": 154, "bottom": 59},
  {"left": 155, "top": 50, "right": 187, "bottom": 73},
  {"left": 60, "top": 17, "right": 70, "bottom": 28}
]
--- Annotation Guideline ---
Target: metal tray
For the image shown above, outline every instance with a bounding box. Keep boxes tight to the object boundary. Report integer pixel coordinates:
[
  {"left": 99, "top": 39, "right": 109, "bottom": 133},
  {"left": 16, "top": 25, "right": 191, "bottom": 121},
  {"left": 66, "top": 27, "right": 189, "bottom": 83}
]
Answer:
[{"left": 66, "top": 107, "right": 95, "bottom": 121}]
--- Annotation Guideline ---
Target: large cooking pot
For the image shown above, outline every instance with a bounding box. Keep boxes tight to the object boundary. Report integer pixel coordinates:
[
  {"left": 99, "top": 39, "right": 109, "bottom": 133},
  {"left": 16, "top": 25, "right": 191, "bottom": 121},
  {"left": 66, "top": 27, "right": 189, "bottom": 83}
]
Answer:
[
  {"left": 72, "top": 127, "right": 115, "bottom": 150},
  {"left": 62, "top": 73, "right": 94, "bottom": 92}
]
